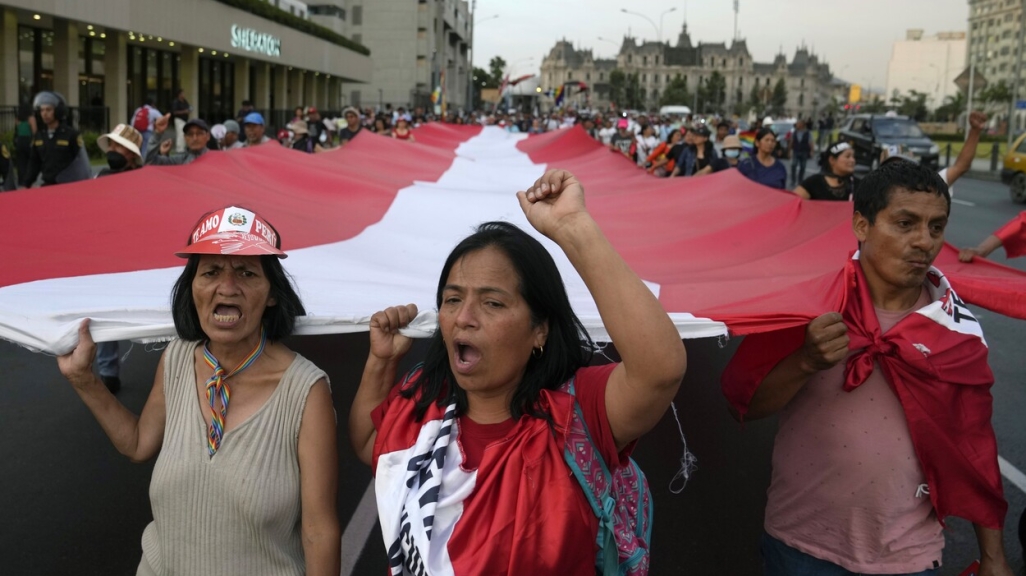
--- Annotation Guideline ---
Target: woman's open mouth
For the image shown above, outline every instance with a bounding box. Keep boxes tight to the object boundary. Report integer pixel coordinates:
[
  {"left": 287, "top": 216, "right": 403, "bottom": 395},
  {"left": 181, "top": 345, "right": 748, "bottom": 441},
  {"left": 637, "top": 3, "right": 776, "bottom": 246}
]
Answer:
[
  {"left": 213, "top": 304, "right": 243, "bottom": 327},
  {"left": 453, "top": 341, "right": 481, "bottom": 374}
]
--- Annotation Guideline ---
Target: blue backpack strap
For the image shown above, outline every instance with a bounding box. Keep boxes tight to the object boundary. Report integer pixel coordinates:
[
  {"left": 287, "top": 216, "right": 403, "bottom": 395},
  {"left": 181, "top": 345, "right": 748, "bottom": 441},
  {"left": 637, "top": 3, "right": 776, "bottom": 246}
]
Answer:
[{"left": 560, "top": 378, "right": 620, "bottom": 576}]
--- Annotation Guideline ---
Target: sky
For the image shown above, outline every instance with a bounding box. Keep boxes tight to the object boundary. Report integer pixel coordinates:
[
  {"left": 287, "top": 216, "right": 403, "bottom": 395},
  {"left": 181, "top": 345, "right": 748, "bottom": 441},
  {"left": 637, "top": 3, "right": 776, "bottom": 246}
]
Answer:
[{"left": 472, "top": 0, "right": 969, "bottom": 93}]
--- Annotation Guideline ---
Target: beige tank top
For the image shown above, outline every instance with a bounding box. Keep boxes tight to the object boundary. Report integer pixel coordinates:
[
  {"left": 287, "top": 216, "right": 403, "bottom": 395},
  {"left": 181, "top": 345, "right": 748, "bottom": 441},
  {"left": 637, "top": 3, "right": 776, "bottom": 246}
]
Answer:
[{"left": 137, "top": 338, "right": 327, "bottom": 576}]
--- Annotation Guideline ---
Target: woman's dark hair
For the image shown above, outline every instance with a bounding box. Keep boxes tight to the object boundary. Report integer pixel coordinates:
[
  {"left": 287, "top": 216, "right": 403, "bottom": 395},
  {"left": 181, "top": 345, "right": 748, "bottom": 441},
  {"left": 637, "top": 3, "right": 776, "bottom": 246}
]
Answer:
[
  {"left": 854, "top": 159, "right": 949, "bottom": 225},
  {"left": 665, "top": 130, "right": 682, "bottom": 144},
  {"left": 755, "top": 127, "right": 775, "bottom": 143},
  {"left": 818, "top": 141, "right": 850, "bottom": 172},
  {"left": 402, "top": 221, "right": 594, "bottom": 422},
  {"left": 171, "top": 255, "right": 305, "bottom": 342}
]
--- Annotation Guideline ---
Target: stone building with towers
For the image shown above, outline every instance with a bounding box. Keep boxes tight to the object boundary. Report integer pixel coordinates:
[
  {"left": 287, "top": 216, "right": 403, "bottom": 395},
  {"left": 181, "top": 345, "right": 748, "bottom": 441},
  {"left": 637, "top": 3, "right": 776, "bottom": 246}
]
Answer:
[{"left": 540, "top": 23, "right": 835, "bottom": 119}]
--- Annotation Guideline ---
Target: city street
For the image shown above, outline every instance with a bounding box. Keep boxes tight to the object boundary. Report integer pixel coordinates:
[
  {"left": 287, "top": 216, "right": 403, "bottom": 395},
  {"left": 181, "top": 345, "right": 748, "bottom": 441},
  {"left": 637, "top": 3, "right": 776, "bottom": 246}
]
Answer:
[{"left": 0, "top": 174, "right": 1023, "bottom": 576}]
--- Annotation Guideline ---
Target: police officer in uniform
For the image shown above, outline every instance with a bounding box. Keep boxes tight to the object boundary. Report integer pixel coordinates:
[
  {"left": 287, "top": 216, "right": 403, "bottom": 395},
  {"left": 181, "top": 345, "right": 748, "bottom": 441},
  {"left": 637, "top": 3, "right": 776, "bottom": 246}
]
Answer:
[{"left": 20, "top": 91, "right": 90, "bottom": 188}]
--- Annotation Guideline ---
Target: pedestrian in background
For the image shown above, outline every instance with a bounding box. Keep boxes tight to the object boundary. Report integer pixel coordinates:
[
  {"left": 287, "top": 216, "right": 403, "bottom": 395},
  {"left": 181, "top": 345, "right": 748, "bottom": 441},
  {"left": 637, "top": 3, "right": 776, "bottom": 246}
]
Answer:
[
  {"left": 171, "top": 89, "right": 192, "bottom": 153},
  {"left": 131, "top": 98, "right": 162, "bottom": 158},
  {"left": 147, "top": 116, "right": 211, "bottom": 165},
  {"left": 13, "top": 103, "right": 35, "bottom": 184},
  {"left": 789, "top": 119, "right": 814, "bottom": 187},
  {"left": 221, "top": 120, "right": 244, "bottom": 150},
  {"left": 794, "top": 141, "right": 856, "bottom": 201}
]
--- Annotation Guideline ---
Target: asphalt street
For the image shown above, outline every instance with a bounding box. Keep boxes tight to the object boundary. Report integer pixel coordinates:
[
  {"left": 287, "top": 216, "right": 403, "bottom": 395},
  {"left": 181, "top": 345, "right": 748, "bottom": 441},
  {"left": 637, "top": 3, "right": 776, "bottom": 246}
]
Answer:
[{"left": 0, "top": 174, "right": 1023, "bottom": 576}]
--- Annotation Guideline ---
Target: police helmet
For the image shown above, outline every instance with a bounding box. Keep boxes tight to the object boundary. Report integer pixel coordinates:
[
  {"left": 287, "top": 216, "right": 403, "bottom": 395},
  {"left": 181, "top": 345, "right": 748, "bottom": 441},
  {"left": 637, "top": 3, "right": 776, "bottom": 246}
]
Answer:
[{"left": 32, "top": 91, "right": 69, "bottom": 122}]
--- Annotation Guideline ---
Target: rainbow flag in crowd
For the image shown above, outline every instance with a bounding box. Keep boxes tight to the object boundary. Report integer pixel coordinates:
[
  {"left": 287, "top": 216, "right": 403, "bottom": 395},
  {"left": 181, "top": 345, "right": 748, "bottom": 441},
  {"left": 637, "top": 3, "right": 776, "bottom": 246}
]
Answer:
[
  {"left": 553, "top": 85, "right": 566, "bottom": 106},
  {"left": 737, "top": 130, "right": 756, "bottom": 153}
]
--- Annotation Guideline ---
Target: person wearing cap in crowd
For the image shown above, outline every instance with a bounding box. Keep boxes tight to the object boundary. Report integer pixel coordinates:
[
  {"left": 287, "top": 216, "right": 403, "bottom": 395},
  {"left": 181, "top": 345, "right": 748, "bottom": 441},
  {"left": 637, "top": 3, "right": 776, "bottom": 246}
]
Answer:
[
  {"left": 609, "top": 118, "right": 636, "bottom": 161},
  {"left": 392, "top": 116, "right": 415, "bottom": 142},
  {"left": 287, "top": 119, "right": 315, "bottom": 153},
  {"left": 701, "top": 134, "right": 745, "bottom": 175},
  {"left": 57, "top": 206, "right": 341, "bottom": 575},
  {"left": 221, "top": 120, "right": 244, "bottom": 150},
  {"left": 147, "top": 115, "right": 212, "bottom": 166},
  {"left": 242, "top": 112, "right": 274, "bottom": 147},
  {"left": 672, "top": 125, "right": 716, "bottom": 177},
  {"left": 20, "top": 91, "right": 91, "bottom": 188},
  {"left": 90, "top": 123, "right": 146, "bottom": 392},
  {"left": 338, "top": 107, "right": 363, "bottom": 146},
  {"left": 794, "top": 141, "right": 857, "bottom": 201},
  {"left": 305, "top": 107, "right": 330, "bottom": 148}
]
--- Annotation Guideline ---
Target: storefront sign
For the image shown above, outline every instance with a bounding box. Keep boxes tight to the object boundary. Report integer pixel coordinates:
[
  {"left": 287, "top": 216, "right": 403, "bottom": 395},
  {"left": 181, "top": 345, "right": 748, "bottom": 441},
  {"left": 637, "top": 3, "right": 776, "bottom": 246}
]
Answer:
[{"left": 230, "top": 25, "right": 281, "bottom": 57}]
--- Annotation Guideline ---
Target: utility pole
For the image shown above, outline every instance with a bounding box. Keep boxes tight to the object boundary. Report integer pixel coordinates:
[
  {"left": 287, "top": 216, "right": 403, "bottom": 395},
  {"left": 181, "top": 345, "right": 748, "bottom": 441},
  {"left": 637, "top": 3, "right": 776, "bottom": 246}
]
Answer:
[{"left": 1008, "top": 0, "right": 1026, "bottom": 147}]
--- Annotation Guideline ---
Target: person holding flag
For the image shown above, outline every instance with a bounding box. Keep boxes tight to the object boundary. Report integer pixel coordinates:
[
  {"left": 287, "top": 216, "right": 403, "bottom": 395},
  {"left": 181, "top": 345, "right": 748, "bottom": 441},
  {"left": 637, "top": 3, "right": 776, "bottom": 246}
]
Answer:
[
  {"left": 722, "top": 160, "right": 1013, "bottom": 576},
  {"left": 959, "top": 211, "right": 1026, "bottom": 262}
]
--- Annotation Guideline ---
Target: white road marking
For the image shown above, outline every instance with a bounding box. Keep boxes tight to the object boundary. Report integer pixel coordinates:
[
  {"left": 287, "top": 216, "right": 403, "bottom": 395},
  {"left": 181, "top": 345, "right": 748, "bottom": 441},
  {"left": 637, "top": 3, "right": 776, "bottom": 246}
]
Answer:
[
  {"left": 951, "top": 198, "right": 976, "bottom": 207},
  {"left": 999, "top": 455, "right": 1026, "bottom": 495},
  {"left": 340, "top": 481, "right": 379, "bottom": 576}
]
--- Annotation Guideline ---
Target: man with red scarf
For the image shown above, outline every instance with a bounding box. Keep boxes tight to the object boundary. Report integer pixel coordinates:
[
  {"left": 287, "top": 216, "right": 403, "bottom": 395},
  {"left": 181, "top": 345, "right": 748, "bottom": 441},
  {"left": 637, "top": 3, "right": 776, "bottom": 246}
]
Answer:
[{"left": 722, "top": 160, "right": 1012, "bottom": 576}]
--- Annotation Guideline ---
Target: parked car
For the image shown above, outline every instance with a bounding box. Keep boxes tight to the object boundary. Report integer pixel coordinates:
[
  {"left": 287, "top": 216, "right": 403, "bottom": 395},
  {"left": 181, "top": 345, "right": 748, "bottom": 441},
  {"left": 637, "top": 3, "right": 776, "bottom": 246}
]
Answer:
[
  {"left": 838, "top": 114, "right": 940, "bottom": 172},
  {"left": 1001, "top": 132, "right": 1026, "bottom": 203}
]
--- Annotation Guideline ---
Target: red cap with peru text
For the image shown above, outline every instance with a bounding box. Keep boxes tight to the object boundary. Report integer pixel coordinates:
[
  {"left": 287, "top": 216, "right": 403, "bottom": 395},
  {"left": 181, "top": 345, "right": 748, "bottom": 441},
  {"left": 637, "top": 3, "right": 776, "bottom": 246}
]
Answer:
[{"left": 176, "top": 206, "right": 287, "bottom": 258}]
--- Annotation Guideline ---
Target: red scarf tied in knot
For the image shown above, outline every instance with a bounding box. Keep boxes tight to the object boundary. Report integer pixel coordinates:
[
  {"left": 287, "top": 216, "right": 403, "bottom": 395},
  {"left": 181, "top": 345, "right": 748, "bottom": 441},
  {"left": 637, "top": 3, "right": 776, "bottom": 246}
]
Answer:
[{"left": 722, "top": 253, "right": 1007, "bottom": 529}]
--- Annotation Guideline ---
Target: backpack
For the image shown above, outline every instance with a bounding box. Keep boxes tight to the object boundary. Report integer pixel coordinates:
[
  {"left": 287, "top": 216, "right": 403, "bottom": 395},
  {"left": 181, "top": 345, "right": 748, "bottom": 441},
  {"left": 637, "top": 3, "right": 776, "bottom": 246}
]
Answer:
[
  {"left": 132, "top": 107, "right": 150, "bottom": 132},
  {"left": 560, "top": 378, "right": 653, "bottom": 576}
]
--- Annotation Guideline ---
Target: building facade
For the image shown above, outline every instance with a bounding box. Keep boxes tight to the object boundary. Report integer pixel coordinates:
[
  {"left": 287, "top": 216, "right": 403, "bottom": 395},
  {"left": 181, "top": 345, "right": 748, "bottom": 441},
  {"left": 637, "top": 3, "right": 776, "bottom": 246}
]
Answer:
[
  {"left": 341, "top": 0, "right": 470, "bottom": 111},
  {"left": 886, "top": 30, "right": 966, "bottom": 110},
  {"left": 539, "top": 24, "right": 835, "bottom": 119},
  {"left": 0, "top": 0, "right": 371, "bottom": 132},
  {"left": 967, "top": 0, "right": 1026, "bottom": 128}
]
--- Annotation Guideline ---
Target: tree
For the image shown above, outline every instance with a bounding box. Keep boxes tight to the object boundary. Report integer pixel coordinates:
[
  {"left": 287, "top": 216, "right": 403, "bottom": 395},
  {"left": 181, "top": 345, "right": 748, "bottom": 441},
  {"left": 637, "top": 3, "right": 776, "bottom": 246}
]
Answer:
[
  {"left": 862, "top": 95, "right": 888, "bottom": 114},
  {"left": 979, "top": 80, "right": 1012, "bottom": 113},
  {"left": 608, "top": 69, "right": 626, "bottom": 109},
  {"left": 934, "top": 91, "right": 965, "bottom": 122},
  {"left": 474, "top": 67, "right": 497, "bottom": 89},
  {"left": 659, "top": 74, "right": 692, "bottom": 107},
  {"left": 701, "top": 71, "right": 727, "bottom": 114},
  {"left": 624, "top": 72, "right": 642, "bottom": 110},
  {"left": 895, "top": 89, "right": 929, "bottom": 121},
  {"left": 770, "top": 78, "right": 788, "bottom": 116},
  {"left": 488, "top": 56, "right": 507, "bottom": 85},
  {"left": 748, "top": 85, "right": 764, "bottom": 117}
]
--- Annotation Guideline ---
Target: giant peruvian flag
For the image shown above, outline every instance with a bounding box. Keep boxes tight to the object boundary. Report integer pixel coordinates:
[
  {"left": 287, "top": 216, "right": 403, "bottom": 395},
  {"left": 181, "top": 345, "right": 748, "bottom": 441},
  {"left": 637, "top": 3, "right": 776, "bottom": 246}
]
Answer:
[{"left": 1, "top": 124, "right": 1025, "bottom": 355}]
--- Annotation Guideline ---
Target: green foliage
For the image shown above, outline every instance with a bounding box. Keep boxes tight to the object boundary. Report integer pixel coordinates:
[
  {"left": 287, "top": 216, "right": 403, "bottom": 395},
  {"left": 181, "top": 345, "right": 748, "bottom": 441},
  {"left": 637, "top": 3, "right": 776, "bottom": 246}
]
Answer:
[
  {"left": 979, "top": 80, "right": 1012, "bottom": 107},
  {"left": 770, "top": 78, "right": 788, "bottom": 116},
  {"left": 894, "top": 90, "right": 929, "bottom": 121},
  {"left": 659, "top": 74, "right": 692, "bottom": 107},
  {"left": 474, "top": 67, "right": 497, "bottom": 89},
  {"left": 699, "top": 71, "right": 727, "bottom": 114},
  {"left": 861, "top": 96, "right": 888, "bottom": 114},
  {"left": 608, "top": 69, "right": 626, "bottom": 109},
  {"left": 624, "top": 72, "right": 642, "bottom": 110},
  {"left": 210, "top": 0, "right": 370, "bottom": 55},
  {"left": 748, "top": 85, "right": 764, "bottom": 116},
  {"left": 934, "top": 92, "right": 965, "bottom": 122},
  {"left": 82, "top": 131, "right": 103, "bottom": 160},
  {"left": 489, "top": 57, "right": 507, "bottom": 86}
]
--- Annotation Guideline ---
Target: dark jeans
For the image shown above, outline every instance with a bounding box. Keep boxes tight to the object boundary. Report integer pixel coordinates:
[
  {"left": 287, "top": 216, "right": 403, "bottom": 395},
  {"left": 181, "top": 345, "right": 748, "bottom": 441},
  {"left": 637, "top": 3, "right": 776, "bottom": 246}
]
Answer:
[
  {"left": 790, "top": 155, "right": 808, "bottom": 186},
  {"left": 761, "top": 533, "right": 939, "bottom": 576}
]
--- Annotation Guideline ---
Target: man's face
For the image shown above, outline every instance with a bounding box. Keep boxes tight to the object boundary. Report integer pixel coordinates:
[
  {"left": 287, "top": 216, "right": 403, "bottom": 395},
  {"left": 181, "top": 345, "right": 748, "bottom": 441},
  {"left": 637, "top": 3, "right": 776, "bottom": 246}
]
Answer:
[
  {"left": 244, "top": 123, "right": 265, "bottom": 143},
  {"left": 39, "top": 105, "right": 55, "bottom": 125},
  {"left": 854, "top": 188, "right": 949, "bottom": 295},
  {"left": 185, "top": 128, "right": 210, "bottom": 152},
  {"left": 346, "top": 112, "right": 359, "bottom": 129},
  {"left": 224, "top": 131, "right": 238, "bottom": 146},
  {"left": 717, "top": 126, "right": 729, "bottom": 140}
]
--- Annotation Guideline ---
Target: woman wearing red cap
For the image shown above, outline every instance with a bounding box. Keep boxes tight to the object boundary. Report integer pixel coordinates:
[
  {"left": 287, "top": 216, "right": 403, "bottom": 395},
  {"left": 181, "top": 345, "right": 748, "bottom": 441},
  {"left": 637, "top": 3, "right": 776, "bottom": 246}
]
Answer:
[{"left": 57, "top": 207, "right": 340, "bottom": 575}]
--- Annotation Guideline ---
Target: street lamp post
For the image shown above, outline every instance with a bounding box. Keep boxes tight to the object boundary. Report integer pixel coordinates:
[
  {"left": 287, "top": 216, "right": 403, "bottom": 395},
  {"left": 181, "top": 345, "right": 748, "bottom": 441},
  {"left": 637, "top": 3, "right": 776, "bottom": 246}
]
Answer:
[
  {"left": 467, "top": 3, "right": 499, "bottom": 113},
  {"left": 659, "top": 8, "right": 677, "bottom": 43},
  {"left": 620, "top": 9, "right": 660, "bottom": 42}
]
